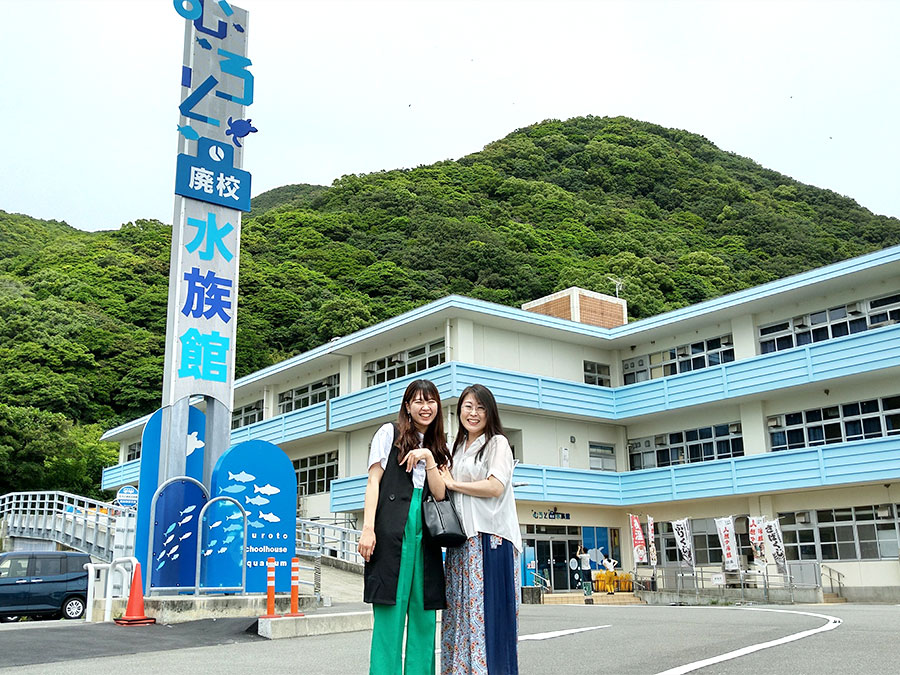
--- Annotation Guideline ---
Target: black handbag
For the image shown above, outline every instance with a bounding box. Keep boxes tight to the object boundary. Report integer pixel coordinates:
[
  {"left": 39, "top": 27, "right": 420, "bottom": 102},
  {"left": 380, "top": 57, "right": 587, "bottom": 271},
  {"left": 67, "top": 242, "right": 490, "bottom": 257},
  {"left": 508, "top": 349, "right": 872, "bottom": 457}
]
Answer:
[{"left": 422, "top": 495, "right": 467, "bottom": 547}]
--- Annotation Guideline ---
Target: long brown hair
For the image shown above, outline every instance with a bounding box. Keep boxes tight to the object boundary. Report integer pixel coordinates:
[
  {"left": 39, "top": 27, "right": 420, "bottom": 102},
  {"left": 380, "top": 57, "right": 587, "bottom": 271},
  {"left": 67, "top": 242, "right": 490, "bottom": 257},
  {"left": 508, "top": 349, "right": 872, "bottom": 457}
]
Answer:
[
  {"left": 452, "top": 384, "right": 506, "bottom": 462},
  {"left": 396, "top": 379, "right": 450, "bottom": 468}
]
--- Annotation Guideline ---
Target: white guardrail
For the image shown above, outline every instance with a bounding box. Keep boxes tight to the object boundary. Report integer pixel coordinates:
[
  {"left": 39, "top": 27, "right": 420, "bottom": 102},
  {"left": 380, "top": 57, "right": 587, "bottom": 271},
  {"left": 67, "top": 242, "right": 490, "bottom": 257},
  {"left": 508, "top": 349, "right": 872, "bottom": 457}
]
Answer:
[
  {"left": 0, "top": 491, "right": 134, "bottom": 562},
  {"left": 297, "top": 518, "right": 363, "bottom": 566}
]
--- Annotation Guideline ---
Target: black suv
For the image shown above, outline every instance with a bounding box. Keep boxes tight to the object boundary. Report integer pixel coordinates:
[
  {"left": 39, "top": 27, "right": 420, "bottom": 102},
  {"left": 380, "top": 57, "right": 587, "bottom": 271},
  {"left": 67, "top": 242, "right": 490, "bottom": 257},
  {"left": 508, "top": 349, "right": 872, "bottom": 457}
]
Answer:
[{"left": 0, "top": 551, "right": 91, "bottom": 622}]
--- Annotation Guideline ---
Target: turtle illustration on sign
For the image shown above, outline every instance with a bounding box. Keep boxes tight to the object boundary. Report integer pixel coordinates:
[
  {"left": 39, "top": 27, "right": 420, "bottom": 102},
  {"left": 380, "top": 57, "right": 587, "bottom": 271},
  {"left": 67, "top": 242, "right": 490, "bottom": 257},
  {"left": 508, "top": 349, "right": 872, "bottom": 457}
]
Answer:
[{"left": 225, "top": 117, "right": 257, "bottom": 148}]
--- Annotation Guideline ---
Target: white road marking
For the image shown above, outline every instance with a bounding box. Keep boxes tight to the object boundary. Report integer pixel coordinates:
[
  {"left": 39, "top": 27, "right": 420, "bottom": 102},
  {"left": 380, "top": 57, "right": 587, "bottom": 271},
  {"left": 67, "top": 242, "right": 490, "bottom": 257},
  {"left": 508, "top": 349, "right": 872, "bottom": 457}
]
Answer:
[
  {"left": 433, "top": 624, "right": 612, "bottom": 655},
  {"left": 653, "top": 607, "right": 843, "bottom": 675},
  {"left": 518, "top": 625, "right": 611, "bottom": 641}
]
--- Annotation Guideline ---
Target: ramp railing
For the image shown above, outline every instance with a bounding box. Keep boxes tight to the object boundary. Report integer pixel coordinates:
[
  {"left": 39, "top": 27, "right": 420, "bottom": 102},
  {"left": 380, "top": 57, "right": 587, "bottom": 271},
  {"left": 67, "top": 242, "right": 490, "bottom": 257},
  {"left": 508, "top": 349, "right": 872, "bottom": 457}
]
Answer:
[
  {"left": 296, "top": 518, "right": 362, "bottom": 566},
  {"left": 0, "top": 491, "right": 134, "bottom": 562}
]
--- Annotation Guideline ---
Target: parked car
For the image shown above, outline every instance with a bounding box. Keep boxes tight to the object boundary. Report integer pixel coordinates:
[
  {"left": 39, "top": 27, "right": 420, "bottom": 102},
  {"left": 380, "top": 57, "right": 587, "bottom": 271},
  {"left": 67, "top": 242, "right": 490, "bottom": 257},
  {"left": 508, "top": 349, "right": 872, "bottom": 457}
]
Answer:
[{"left": 0, "top": 551, "right": 91, "bottom": 622}]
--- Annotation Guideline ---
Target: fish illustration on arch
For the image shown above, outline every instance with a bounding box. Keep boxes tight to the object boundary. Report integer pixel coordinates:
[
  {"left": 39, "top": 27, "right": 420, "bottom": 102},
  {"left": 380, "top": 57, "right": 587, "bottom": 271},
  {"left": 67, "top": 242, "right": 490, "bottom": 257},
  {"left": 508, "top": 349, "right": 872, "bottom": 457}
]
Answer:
[
  {"left": 253, "top": 484, "right": 280, "bottom": 496},
  {"left": 164, "top": 523, "right": 177, "bottom": 536},
  {"left": 168, "top": 545, "right": 180, "bottom": 557},
  {"left": 217, "top": 547, "right": 228, "bottom": 554},
  {"left": 179, "top": 515, "right": 194, "bottom": 526},
  {"left": 195, "top": 37, "right": 212, "bottom": 50},
  {"left": 245, "top": 495, "right": 269, "bottom": 506},
  {"left": 185, "top": 432, "right": 205, "bottom": 457},
  {"left": 179, "top": 531, "right": 193, "bottom": 541},
  {"left": 221, "top": 485, "right": 245, "bottom": 494},
  {"left": 258, "top": 511, "right": 281, "bottom": 523},
  {"left": 247, "top": 520, "right": 264, "bottom": 529},
  {"left": 223, "top": 535, "right": 236, "bottom": 544},
  {"left": 179, "top": 505, "right": 197, "bottom": 517},
  {"left": 223, "top": 524, "right": 242, "bottom": 532},
  {"left": 226, "top": 512, "right": 242, "bottom": 520},
  {"left": 203, "top": 549, "right": 213, "bottom": 557},
  {"left": 210, "top": 520, "right": 223, "bottom": 529},
  {"left": 208, "top": 539, "right": 218, "bottom": 548},
  {"left": 171, "top": 553, "right": 180, "bottom": 560},
  {"left": 228, "top": 470, "right": 256, "bottom": 483},
  {"left": 164, "top": 534, "right": 175, "bottom": 546},
  {"left": 156, "top": 560, "right": 166, "bottom": 571}
]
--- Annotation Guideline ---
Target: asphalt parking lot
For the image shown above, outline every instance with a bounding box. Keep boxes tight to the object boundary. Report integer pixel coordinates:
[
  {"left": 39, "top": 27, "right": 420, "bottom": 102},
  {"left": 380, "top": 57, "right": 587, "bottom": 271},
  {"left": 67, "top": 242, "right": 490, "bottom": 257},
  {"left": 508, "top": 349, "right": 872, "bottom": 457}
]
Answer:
[{"left": 0, "top": 602, "right": 897, "bottom": 674}]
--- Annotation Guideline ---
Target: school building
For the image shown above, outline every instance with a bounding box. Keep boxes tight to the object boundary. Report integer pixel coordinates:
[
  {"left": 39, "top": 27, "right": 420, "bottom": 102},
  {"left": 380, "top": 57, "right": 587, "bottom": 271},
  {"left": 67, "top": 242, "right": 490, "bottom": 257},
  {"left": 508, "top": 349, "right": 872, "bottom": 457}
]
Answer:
[{"left": 100, "top": 244, "right": 900, "bottom": 601}]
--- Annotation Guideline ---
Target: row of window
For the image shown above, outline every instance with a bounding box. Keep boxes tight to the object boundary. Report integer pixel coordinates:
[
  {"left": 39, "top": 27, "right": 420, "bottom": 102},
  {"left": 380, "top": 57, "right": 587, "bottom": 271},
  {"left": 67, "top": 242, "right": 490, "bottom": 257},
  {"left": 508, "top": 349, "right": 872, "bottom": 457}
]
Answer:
[
  {"left": 769, "top": 394, "right": 900, "bottom": 452},
  {"left": 365, "top": 340, "right": 446, "bottom": 386},
  {"left": 758, "top": 291, "right": 900, "bottom": 354},
  {"left": 622, "top": 335, "right": 735, "bottom": 385},
  {"left": 231, "top": 399, "right": 264, "bottom": 430},
  {"left": 780, "top": 504, "right": 900, "bottom": 561},
  {"left": 278, "top": 374, "right": 340, "bottom": 415},
  {"left": 126, "top": 442, "right": 141, "bottom": 462},
  {"left": 628, "top": 423, "right": 744, "bottom": 470},
  {"left": 293, "top": 451, "right": 339, "bottom": 498}
]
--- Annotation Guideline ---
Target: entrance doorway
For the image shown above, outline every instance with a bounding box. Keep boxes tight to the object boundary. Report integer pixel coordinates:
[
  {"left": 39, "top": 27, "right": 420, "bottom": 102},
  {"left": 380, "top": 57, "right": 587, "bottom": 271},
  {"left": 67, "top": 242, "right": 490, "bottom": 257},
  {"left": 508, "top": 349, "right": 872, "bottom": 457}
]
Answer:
[{"left": 525, "top": 525, "right": 583, "bottom": 591}]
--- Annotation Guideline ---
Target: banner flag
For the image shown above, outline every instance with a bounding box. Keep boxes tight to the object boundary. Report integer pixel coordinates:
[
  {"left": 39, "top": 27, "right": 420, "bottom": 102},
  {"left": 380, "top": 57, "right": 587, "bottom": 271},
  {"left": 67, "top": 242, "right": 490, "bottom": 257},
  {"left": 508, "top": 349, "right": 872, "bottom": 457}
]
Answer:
[
  {"left": 714, "top": 516, "right": 741, "bottom": 572},
  {"left": 630, "top": 514, "right": 648, "bottom": 563},
  {"left": 671, "top": 518, "right": 694, "bottom": 569},
  {"left": 764, "top": 518, "right": 787, "bottom": 575},
  {"left": 647, "top": 515, "right": 658, "bottom": 568},
  {"left": 749, "top": 516, "right": 767, "bottom": 568}
]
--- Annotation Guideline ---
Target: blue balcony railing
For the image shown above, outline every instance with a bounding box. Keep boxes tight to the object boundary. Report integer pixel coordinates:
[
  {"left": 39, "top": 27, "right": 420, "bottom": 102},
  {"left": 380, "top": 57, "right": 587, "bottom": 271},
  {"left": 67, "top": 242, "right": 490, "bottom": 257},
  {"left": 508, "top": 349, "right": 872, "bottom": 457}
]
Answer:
[
  {"left": 103, "top": 323, "right": 900, "bottom": 490},
  {"left": 330, "top": 435, "right": 900, "bottom": 511}
]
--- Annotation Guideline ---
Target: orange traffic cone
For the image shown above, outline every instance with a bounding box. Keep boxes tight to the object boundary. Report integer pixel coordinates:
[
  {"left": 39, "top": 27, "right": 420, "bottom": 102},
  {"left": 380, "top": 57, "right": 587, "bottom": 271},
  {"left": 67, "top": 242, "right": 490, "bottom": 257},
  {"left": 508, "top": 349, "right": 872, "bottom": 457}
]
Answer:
[{"left": 114, "top": 562, "right": 156, "bottom": 626}]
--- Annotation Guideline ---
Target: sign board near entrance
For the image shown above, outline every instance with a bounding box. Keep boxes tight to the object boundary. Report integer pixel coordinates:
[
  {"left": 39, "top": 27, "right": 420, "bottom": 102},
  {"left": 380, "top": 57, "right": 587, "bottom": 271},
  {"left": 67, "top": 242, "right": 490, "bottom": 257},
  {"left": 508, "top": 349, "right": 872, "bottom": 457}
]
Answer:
[{"left": 115, "top": 485, "right": 139, "bottom": 508}]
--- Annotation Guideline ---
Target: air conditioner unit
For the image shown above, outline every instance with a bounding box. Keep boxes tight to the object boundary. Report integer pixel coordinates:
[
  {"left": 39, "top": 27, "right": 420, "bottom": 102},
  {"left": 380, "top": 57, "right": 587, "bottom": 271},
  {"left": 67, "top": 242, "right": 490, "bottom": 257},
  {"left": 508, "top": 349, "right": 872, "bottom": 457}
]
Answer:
[
  {"left": 793, "top": 316, "right": 808, "bottom": 330},
  {"left": 846, "top": 302, "right": 863, "bottom": 315},
  {"left": 767, "top": 415, "right": 784, "bottom": 428},
  {"left": 796, "top": 511, "right": 811, "bottom": 524},
  {"left": 721, "top": 334, "right": 734, "bottom": 346},
  {"left": 364, "top": 362, "right": 377, "bottom": 373},
  {"left": 729, "top": 423, "right": 742, "bottom": 434},
  {"left": 676, "top": 346, "right": 689, "bottom": 357},
  {"left": 654, "top": 435, "right": 667, "bottom": 447},
  {"left": 388, "top": 352, "right": 406, "bottom": 365}
]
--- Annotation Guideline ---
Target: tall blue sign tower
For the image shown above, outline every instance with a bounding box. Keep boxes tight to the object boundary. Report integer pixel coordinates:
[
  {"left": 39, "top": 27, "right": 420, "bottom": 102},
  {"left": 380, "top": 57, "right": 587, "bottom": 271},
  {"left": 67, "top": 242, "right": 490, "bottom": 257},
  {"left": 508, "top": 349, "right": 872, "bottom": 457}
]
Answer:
[{"left": 134, "top": 0, "right": 295, "bottom": 595}]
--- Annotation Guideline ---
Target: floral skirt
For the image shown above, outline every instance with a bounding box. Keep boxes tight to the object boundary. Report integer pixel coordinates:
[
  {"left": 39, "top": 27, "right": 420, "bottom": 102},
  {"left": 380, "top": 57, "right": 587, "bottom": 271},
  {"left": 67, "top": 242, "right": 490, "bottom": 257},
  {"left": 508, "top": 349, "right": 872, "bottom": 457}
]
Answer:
[{"left": 441, "top": 533, "right": 520, "bottom": 675}]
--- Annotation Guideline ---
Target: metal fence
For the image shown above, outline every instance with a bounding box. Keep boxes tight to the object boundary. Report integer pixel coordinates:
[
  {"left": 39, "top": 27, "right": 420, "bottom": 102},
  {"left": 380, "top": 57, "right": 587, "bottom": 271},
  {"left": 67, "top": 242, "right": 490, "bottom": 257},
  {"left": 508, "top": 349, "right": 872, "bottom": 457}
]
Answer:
[
  {"left": 633, "top": 562, "right": 822, "bottom": 604},
  {"left": 296, "top": 518, "right": 362, "bottom": 566},
  {"left": 0, "top": 491, "right": 133, "bottom": 562}
]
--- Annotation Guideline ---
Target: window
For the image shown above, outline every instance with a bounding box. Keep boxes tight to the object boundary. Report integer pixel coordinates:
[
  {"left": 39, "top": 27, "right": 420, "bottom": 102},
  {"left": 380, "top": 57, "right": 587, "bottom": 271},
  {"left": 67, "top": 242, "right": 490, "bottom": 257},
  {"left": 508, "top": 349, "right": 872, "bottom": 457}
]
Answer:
[
  {"left": 769, "top": 394, "right": 900, "bottom": 451},
  {"left": 33, "top": 556, "right": 62, "bottom": 577},
  {"left": 126, "top": 442, "right": 141, "bottom": 462},
  {"left": 588, "top": 443, "right": 616, "bottom": 471},
  {"left": 628, "top": 422, "right": 743, "bottom": 470},
  {"left": 365, "top": 340, "right": 445, "bottom": 386},
  {"left": 278, "top": 374, "right": 340, "bottom": 414},
  {"left": 583, "top": 361, "right": 611, "bottom": 387},
  {"left": 0, "top": 555, "right": 29, "bottom": 578},
  {"left": 780, "top": 505, "right": 900, "bottom": 561},
  {"left": 758, "top": 291, "right": 900, "bottom": 354},
  {"left": 232, "top": 399, "right": 264, "bottom": 430},
  {"left": 293, "top": 451, "right": 339, "bottom": 497},
  {"left": 622, "top": 335, "right": 734, "bottom": 384}
]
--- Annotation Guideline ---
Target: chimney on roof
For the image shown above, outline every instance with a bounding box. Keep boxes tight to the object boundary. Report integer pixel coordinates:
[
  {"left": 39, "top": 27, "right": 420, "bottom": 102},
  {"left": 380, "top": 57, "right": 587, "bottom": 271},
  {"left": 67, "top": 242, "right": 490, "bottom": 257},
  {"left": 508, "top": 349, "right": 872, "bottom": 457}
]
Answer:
[{"left": 522, "top": 287, "right": 627, "bottom": 328}]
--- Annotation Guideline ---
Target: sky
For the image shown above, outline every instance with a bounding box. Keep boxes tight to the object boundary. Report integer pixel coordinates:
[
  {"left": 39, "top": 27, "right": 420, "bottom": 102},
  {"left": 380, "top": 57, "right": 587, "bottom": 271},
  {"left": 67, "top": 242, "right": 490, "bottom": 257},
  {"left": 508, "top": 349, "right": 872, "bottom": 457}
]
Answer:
[{"left": 1, "top": 0, "right": 899, "bottom": 232}]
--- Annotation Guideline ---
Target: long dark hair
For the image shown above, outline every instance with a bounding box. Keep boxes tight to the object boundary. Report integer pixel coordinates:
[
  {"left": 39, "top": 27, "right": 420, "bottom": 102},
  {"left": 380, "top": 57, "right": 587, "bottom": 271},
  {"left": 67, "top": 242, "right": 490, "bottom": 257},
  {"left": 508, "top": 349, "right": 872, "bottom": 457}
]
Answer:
[
  {"left": 452, "top": 384, "right": 506, "bottom": 462},
  {"left": 396, "top": 379, "right": 450, "bottom": 468}
]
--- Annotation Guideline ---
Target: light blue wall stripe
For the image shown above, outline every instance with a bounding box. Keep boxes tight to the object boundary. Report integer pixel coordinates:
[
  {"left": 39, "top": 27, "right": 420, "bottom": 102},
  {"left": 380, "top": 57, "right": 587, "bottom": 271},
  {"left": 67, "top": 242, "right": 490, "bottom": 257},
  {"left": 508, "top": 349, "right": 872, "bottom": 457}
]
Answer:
[{"left": 330, "top": 436, "right": 900, "bottom": 511}]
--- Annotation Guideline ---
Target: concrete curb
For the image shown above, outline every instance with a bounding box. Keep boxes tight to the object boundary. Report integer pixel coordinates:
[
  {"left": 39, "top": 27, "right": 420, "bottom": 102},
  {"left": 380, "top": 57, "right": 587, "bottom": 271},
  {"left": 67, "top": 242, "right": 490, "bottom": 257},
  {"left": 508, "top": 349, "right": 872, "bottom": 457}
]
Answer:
[{"left": 258, "top": 610, "right": 373, "bottom": 639}]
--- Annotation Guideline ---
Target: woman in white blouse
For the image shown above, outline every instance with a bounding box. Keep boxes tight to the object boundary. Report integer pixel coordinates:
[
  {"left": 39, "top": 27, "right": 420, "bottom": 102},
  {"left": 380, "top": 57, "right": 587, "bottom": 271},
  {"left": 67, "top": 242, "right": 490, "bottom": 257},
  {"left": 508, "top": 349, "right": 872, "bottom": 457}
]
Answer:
[{"left": 440, "top": 384, "right": 521, "bottom": 675}]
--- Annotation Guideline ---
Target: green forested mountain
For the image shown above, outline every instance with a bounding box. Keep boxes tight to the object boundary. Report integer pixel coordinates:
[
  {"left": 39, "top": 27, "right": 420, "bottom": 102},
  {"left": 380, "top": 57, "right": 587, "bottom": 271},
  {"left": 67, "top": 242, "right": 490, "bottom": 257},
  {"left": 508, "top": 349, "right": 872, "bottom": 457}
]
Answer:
[{"left": 1, "top": 115, "right": 897, "bottom": 495}]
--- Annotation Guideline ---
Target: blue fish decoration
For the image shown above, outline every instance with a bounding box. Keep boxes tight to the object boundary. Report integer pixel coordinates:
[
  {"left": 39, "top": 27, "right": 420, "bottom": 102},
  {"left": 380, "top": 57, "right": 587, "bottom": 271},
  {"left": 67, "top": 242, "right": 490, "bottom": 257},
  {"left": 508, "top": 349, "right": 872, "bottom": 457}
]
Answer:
[
  {"left": 233, "top": 23, "right": 244, "bottom": 32},
  {"left": 223, "top": 535, "right": 236, "bottom": 544},
  {"left": 177, "top": 124, "right": 199, "bottom": 141},
  {"left": 164, "top": 522, "right": 177, "bottom": 536},
  {"left": 221, "top": 484, "right": 245, "bottom": 494},
  {"left": 247, "top": 520, "right": 264, "bottom": 529},
  {"left": 223, "top": 524, "right": 242, "bottom": 532},
  {"left": 195, "top": 37, "right": 212, "bottom": 50},
  {"left": 156, "top": 560, "right": 166, "bottom": 571}
]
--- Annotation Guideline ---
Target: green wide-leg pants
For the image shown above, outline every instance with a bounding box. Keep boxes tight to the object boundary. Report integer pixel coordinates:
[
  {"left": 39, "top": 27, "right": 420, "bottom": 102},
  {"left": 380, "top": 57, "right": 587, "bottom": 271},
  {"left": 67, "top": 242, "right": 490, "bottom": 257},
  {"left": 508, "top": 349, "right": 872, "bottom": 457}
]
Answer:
[{"left": 370, "top": 488, "right": 436, "bottom": 675}]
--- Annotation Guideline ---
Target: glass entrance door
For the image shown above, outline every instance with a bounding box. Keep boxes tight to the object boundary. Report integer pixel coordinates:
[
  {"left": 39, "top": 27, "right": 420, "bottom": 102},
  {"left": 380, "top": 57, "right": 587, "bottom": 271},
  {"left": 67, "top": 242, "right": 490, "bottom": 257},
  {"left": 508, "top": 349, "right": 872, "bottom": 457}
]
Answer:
[{"left": 551, "top": 540, "right": 569, "bottom": 590}]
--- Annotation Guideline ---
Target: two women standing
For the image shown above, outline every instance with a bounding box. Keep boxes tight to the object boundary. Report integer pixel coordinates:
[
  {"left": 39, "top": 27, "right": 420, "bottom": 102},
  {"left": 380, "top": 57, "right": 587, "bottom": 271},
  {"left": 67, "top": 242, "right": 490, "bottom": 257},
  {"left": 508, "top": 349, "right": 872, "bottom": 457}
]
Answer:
[{"left": 358, "top": 380, "right": 521, "bottom": 675}]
